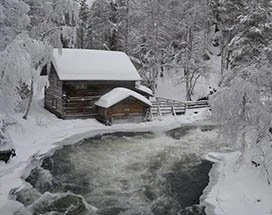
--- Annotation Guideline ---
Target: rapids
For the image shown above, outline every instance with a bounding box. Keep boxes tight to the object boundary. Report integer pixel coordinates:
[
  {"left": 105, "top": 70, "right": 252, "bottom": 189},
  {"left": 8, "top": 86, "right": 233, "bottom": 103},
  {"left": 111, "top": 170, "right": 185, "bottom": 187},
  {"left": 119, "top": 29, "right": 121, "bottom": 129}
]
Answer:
[{"left": 14, "top": 125, "right": 220, "bottom": 215}]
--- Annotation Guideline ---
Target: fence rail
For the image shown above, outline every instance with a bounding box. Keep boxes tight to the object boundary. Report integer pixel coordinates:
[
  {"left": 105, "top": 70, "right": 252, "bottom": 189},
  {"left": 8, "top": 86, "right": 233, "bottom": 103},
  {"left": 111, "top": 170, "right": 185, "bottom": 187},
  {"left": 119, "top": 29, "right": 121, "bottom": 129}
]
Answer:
[
  {"left": 150, "top": 97, "right": 186, "bottom": 119},
  {"left": 150, "top": 97, "right": 209, "bottom": 120},
  {"left": 185, "top": 100, "right": 209, "bottom": 109}
]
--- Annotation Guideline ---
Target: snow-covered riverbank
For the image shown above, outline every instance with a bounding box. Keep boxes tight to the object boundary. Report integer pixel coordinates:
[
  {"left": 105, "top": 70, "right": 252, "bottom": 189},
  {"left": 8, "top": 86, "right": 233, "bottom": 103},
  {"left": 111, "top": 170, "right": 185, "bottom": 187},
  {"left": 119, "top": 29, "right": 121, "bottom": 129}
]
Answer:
[
  {"left": 1, "top": 99, "right": 272, "bottom": 215},
  {"left": 0, "top": 99, "right": 211, "bottom": 214},
  {"left": 202, "top": 152, "right": 272, "bottom": 215}
]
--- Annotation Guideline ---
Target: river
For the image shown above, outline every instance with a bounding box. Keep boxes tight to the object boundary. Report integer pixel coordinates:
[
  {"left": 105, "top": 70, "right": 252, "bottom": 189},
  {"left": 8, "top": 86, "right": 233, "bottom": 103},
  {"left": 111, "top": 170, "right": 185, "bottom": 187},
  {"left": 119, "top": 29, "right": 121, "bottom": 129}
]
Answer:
[{"left": 14, "top": 124, "right": 220, "bottom": 215}]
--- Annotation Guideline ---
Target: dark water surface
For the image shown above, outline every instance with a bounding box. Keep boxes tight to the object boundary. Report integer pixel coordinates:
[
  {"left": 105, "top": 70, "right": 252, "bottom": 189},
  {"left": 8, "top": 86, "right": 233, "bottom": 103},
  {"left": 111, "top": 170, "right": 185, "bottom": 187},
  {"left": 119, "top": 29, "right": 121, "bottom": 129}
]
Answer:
[{"left": 15, "top": 126, "right": 218, "bottom": 215}]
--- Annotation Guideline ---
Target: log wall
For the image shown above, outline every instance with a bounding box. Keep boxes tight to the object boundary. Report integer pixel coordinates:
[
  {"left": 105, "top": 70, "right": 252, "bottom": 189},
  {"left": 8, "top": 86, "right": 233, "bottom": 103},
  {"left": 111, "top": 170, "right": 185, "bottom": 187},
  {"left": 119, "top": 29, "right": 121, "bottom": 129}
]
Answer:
[
  {"left": 44, "top": 67, "right": 138, "bottom": 119},
  {"left": 44, "top": 68, "right": 63, "bottom": 118},
  {"left": 62, "top": 81, "right": 136, "bottom": 119},
  {"left": 97, "top": 97, "right": 149, "bottom": 124}
]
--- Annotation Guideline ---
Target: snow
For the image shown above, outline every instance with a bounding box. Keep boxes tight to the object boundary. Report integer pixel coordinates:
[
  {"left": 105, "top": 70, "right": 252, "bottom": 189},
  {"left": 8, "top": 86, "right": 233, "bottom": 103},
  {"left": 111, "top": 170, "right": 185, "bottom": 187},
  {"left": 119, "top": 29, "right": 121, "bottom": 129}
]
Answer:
[
  {"left": 156, "top": 55, "right": 221, "bottom": 101},
  {"left": 95, "top": 87, "right": 152, "bottom": 108},
  {"left": 1, "top": 96, "right": 272, "bottom": 215},
  {"left": 52, "top": 49, "right": 141, "bottom": 81},
  {"left": 135, "top": 83, "right": 153, "bottom": 96},
  {"left": 202, "top": 152, "right": 272, "bottom": 215},
  {"left": 0, "top": 97, "right": 210, "bottom": 214}
]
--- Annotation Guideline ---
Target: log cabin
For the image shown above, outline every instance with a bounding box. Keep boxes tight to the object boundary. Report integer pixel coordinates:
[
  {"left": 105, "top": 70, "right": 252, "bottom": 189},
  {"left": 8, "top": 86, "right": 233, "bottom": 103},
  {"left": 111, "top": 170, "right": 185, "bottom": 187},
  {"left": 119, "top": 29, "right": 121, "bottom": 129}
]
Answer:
[
  {"left": 95, "top": 88, "right": 152, "bottom": 125},
  {"left": 43, "top": 49, "right": 153, "bottom": 121}
]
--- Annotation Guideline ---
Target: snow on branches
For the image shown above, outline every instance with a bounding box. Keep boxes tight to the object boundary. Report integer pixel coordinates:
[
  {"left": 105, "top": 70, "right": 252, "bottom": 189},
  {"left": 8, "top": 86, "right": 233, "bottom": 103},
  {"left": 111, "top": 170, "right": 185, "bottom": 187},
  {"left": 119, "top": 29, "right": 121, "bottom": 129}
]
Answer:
[
  {"left": 210, "top": 0, "right": 272, "bottom": 184},
  {"left": 0, "top": 0, "right": 79, "bottom": 116},
  {"left": 0, "top": 34, "right": 50, "bottom": 113}
]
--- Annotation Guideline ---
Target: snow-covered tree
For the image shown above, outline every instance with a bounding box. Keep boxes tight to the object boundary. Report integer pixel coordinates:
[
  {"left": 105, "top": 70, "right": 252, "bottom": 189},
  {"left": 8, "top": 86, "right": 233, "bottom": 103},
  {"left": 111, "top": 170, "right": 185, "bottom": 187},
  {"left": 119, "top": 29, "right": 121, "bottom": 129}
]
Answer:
[
  {"left": 76, "top": 0, "right": 90, "bottom": 48},
  {"left": 0, "top": 0, "right": 30, "bottom": 51},
  {"left": 0, "top": 0, "right": 79, "bottom": 118},
  {"left": 128, "top": 0, "right": 185, "bottom": 91},
  {"left": 129, "top": 0, "right": 163, "bottom": 91},
  {"left": 167, "top": 0, "right": 211, "bottom": 100},
  {"left": 208, "top": 0, "right": 246, "bottom": 78},
  {"left": 84, "top": 0, "right": 212, "bottom": 95},
  {"left": 87, "top": 0, "right": 128, "bottom": 50},
  {"left": 0, "top": 34, "right": 50, "bottom": 114},
  {"left": 25, "top": 0, "right": 79, "bottom": 48},
  {"left": 211, "top": 0, "right": 272, "bottom": 184}
]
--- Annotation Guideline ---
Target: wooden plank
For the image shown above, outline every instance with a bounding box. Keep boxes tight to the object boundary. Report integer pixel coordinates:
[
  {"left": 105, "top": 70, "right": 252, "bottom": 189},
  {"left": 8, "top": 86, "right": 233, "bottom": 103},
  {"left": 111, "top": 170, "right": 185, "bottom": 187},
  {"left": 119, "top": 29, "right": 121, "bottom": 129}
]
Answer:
[
  {"left": 185, "top": 100, "right": 209, "bottom": 109},
  {"left": 149, "top": 97, "right": 187, "bottom": 120},
  {"left": 65, "top": 96, "right": 100, "bottom": 102},
  {"left": 63, "top": 113, "right": 98, "bottom": 119}
]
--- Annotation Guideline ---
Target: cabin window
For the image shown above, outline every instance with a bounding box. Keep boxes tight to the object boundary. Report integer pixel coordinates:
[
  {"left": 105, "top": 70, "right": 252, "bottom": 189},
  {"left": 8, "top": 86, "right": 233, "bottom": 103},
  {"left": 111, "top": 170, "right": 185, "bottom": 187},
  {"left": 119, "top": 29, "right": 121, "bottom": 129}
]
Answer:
[
  {"left": 75, "top": 83, "right": 87, "bottom": 89},
  {"left": 52, "top": 98, "right": 57, "bottom": 109}
]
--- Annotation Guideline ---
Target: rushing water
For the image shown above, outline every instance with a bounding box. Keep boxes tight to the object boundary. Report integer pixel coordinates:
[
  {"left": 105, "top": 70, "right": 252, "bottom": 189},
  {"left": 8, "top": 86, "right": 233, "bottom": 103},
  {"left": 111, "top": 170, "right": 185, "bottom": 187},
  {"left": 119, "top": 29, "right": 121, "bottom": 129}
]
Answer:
[{"left": 14, "top": 125, "right": 220, "bottom": 215}]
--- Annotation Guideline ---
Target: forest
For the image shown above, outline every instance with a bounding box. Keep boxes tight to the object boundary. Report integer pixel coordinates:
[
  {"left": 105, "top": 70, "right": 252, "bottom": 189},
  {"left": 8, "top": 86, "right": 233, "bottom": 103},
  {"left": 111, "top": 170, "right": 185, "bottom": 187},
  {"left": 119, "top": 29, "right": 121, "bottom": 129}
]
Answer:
[{"left": 0, "top": 0, "right": 272, "bottom": 191}]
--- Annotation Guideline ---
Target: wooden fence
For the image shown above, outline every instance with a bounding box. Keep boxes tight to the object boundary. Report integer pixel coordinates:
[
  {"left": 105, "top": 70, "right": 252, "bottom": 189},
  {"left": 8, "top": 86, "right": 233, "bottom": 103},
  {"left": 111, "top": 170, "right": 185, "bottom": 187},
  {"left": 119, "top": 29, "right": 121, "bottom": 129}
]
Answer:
[
  {"left": 149, "top": 97, "right": 209, "bottom": 120},
  {"left": 185, "top": 100, "right": 209, "bottom": 109}
]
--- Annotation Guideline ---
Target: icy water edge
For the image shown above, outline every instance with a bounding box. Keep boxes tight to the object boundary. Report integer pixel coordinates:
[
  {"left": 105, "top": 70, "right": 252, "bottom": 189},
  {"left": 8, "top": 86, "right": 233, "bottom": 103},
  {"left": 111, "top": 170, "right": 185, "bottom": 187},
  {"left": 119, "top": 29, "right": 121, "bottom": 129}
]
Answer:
[{"left": 13, "top": 125, "right": 220, "bottom": 215}]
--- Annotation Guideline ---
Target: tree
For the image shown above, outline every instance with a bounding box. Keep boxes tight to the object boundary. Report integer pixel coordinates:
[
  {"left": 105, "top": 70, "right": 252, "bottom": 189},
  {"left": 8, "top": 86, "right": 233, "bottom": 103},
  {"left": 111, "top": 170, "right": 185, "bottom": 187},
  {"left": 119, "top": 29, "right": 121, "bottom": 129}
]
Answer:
[
  {"left": 0, "top": 0, "right": 30, "bottom": 51},
  {"left": 210, "top": 0, "right": 272, "bottom": 184},
  {"left": 85, "top": 0, "right": 212, "bottom": 96},
  {"left": 0, "top": 0, "right": 79, "bottom": 119},
  {"left": 76, "top": 0, "right": 90, "bottom": 48},
  {"left": 128, "top": 0, "right": 180, "bottom": 92},
  {"left": 0, "top": 33, "right": 50, "bottom": 114},
  {"left": 0, "top": 0, "right": 31, "bottom": 112},
  {"left": 25, "top": 0, "right": 78, "bottom": 48},
  {"left": 168, "top": 0, "right": 211, "bottom": 100},
  {"left": 208, "top": 0, "right": 246, "bottom": 78},
  {"left": 87, "top": 0, "right": 128, "bottom": 51}
]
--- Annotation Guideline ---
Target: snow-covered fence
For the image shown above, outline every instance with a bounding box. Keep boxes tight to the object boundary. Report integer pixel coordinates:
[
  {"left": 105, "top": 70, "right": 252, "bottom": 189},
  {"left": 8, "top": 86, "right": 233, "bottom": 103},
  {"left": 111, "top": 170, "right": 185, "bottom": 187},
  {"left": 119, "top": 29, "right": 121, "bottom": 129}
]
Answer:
[
  {"left": 150, "top": 97, "right": 210, "bottom": 120},
  {"left": 185, "top": 100, "right": 210, "bottom": 109},
  {"left": 150, "top": 97, "right": 186, "bottom": 119}
]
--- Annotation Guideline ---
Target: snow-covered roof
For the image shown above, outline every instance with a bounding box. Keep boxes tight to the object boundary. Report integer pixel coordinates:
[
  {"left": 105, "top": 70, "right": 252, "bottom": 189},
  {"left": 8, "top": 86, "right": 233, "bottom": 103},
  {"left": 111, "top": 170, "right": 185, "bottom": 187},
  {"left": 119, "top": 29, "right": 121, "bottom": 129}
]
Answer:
[
  {"left": 135, "top": 83, "right": 153, "bottom": 96},
  {"left": 52, "top": 49, "right": 141, "bottom": 81},
  {"left": 95, "top": 87, "right": 152, "bottom": 108}
]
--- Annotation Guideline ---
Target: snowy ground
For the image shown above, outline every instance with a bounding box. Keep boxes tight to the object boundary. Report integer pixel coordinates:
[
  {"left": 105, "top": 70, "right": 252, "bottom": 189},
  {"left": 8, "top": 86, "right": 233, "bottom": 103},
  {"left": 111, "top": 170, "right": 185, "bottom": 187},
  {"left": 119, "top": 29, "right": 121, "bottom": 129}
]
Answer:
[
  {"left": 1, "top": 98, "right": 272, "bottom": 215},
  {"left": 156, "top": 55, "right": 222, "bottom": 101}
]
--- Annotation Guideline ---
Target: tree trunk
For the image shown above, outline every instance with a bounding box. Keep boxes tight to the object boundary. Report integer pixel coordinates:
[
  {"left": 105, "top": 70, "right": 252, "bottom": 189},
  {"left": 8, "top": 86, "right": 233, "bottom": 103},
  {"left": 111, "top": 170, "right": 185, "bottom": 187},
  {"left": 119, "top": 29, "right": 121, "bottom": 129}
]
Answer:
[
  {"left": 240, "top": 94, "right": 247, "bottom": 151},
  {"left": 23, "top": 78, "right": 34, "bottom": 120},
  {"left": 185, "top": 67, "right": 192, "bottom": 101},
  {"left": 185, "top": 27, "right": 193, "bottom": 101},
  {"left": 189, "top": 73, "right": 200, "bottom": 98},
  {"left": 81, "top": 27, "right": 84, "bottom": 48},
  {"left": 125, "top": 0, "right": 129, "bottom": 53}
]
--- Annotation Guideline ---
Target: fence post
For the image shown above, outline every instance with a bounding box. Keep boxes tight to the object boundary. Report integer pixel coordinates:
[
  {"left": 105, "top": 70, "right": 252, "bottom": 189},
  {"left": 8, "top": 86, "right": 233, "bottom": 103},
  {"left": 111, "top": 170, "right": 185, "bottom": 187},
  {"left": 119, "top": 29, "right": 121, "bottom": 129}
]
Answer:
[
  {"left": 156, "top": 98, "right": 162, "bottom": 120},
  {"left": 172, "top": 103, "right": 176, "bottom": 116}
]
